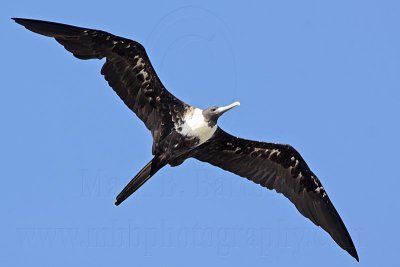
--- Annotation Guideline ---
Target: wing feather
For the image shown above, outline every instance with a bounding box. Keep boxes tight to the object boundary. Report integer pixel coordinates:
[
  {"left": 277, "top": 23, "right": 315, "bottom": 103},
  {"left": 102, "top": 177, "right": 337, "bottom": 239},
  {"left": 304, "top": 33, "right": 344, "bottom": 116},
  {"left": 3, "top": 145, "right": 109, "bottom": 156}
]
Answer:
[
  {"left": 14, "top": 18, "right": 188, "bottom": 150},
  {"left": 191, "top": 128, "right": 359, "bottom": 261}
]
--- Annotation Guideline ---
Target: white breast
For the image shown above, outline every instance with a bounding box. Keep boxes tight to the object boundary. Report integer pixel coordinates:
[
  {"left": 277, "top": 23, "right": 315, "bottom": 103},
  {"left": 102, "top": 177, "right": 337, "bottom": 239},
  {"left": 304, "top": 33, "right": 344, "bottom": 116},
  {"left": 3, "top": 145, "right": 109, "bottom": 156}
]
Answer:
[{"left": 178, "top": 108, "right": 217, "bottom": 144}]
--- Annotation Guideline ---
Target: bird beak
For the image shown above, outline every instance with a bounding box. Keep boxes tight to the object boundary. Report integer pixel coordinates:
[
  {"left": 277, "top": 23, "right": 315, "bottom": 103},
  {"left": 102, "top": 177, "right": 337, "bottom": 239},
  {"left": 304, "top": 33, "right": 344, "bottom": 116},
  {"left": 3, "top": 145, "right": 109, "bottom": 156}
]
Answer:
[{"left": 217, "top": 101, "right": 240, "bottom": 115}]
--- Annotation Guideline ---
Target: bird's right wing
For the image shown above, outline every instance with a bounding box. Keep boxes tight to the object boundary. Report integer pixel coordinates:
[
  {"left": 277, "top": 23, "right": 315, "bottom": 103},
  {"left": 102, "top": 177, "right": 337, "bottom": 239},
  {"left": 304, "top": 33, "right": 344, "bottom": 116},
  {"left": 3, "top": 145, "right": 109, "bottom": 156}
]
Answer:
[
  {"left": 190, "top": 128, "right": 358, "bottom": 261},
  {"left": 14, "top": 18, "right": 189, "bottom": 151}
]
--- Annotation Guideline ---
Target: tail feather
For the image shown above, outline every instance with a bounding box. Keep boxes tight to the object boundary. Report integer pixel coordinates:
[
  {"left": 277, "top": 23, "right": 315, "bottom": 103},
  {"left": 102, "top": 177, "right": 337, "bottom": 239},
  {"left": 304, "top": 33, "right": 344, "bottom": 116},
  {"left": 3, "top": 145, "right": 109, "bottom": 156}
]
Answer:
[{"left": 115, "top": 158, "right": 165, "bottom": 206}]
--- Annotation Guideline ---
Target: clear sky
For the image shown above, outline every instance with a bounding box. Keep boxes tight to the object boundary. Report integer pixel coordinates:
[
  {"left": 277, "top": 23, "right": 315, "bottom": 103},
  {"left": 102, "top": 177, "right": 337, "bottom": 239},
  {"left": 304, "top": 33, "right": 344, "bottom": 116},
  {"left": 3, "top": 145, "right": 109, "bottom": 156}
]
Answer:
[{"left": 1, "top": 0, "right": 399, "bottom": 266}]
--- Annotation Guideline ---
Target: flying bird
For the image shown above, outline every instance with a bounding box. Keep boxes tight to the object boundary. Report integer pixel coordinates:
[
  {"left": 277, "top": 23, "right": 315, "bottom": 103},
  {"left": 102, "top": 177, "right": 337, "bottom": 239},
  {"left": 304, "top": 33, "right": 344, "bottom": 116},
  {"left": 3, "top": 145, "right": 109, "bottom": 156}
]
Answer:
[{"left": 13, "top": 18, "right": 358, "bottom": 261}]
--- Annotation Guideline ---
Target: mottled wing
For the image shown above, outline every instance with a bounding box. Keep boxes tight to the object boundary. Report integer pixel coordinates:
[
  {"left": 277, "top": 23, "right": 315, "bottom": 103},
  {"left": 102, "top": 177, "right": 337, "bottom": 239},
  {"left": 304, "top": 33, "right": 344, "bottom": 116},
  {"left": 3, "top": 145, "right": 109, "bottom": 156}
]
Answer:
[
  {"left": 191, "top": 128, "right": 358, "bottom": 261},
  {"left": 14, "top": 18, "right": 188, "bottom": 150}
]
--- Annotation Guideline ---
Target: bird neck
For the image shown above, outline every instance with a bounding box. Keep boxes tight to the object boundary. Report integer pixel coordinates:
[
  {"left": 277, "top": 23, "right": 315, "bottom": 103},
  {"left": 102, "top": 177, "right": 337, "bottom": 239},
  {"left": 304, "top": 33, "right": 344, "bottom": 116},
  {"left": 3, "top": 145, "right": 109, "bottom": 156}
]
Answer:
[{"left": 202, "top": 110, "right": 218, "bottom": 127}]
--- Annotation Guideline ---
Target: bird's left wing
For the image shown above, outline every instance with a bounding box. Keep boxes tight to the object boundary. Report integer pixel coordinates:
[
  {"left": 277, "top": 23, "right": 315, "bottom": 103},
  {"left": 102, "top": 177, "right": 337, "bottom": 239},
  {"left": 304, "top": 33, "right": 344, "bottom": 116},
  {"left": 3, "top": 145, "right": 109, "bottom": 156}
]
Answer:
[
  {"left": 13, "top": 18, "right": 189, "bottom": 151},
  {"left": 190, "top": 128, "right": 358, "bottom": 261}
]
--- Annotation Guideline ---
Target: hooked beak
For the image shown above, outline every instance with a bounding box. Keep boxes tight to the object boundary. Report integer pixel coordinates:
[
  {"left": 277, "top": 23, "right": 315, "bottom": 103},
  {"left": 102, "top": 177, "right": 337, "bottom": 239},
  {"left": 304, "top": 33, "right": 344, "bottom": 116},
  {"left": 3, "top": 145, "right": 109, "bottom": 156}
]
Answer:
[{"left": 216, "top": 101, "right": 240, "bottom": 115}]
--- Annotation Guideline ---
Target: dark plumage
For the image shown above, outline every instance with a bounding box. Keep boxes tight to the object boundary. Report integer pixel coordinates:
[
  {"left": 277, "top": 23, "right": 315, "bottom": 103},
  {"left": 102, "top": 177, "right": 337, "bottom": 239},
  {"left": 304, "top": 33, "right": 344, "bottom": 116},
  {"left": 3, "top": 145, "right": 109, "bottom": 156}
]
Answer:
[{"left": 13, "top": 18, "right": 359, "bottom": 261}]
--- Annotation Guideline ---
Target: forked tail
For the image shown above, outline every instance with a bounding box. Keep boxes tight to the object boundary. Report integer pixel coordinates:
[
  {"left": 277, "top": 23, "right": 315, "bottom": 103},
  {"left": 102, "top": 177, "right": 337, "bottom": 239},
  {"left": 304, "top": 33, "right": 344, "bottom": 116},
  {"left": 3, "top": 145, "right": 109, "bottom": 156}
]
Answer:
[{"left": 115, "top": 157, "right": 165, "bottom": 206}]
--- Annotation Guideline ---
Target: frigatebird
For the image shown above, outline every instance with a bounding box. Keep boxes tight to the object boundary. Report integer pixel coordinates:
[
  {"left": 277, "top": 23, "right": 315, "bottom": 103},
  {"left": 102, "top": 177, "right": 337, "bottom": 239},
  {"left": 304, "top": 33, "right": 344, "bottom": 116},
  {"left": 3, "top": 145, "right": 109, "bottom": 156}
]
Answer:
[{"left": 13, "top": 18, "right": 359, "bottom": 261}]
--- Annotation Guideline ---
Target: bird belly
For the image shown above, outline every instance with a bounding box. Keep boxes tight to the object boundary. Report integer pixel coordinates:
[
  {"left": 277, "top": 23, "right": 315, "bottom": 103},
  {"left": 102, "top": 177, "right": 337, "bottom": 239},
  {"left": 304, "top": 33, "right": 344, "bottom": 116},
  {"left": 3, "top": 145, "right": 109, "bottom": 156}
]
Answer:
[{"left": 178, "top": 108, "right": 217, "bottom": 145}]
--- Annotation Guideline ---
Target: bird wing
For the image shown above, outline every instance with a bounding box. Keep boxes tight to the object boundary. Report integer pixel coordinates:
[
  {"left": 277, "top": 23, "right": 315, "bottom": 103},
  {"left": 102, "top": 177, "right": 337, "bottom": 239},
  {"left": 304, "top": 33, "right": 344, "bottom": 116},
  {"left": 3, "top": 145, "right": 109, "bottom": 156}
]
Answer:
[
  {"left": 13, "top": 18, "right": 188, "bottom": 151},
  {"left": 190, "top": 127, "right": 358, "bottom": 261}
]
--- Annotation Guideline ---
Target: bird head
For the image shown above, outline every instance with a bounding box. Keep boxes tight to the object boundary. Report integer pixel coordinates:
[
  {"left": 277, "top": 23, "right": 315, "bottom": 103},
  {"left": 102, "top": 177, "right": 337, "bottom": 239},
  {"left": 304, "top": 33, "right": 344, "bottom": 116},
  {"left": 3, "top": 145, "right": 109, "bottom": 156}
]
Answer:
[{"left": 202, "top": 101, "right": 240, "bottom": 126}]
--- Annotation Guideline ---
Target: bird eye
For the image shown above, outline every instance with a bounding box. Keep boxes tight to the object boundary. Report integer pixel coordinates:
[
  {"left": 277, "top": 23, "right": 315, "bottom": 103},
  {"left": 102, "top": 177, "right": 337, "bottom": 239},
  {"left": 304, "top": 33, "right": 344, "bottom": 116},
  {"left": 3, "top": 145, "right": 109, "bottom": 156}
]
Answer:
[{"left": 211, "top": 107, "right": 217, "bottom": 112}]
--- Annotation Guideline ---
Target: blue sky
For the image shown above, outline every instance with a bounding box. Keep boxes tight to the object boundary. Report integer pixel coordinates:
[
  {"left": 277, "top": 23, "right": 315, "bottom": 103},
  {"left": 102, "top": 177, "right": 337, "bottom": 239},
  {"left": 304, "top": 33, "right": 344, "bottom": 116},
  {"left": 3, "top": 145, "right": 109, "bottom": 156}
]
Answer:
[{"left": 1, "top": 0, "right": 399, "bottom": 266}]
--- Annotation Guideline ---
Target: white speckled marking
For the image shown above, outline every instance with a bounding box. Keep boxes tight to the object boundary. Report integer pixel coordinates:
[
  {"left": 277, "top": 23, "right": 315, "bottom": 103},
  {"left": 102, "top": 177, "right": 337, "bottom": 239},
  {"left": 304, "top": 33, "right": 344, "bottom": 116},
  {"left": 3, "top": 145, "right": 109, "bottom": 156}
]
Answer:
[
  {"left": 134, "top": 58, "right": 145, "bottom": 69},
  {"left": 138, "top": 69, "right": 149, "bottom": 81},
  {"left": 315, "top": 186, "right": 324, "bottom": 193},
  {"left": 269, "top": 149, "right": 280, "bottom": 159}
]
